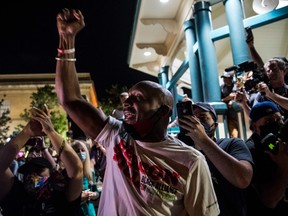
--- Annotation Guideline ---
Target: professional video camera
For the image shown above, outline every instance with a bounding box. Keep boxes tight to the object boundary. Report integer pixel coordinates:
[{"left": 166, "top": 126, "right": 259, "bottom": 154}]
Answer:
[
  {"left": 261, "top": 119, "right": 288, "bottom": 154},
  {"left": 225, "top": 60, "right": 257, "bottom": 73},
  {"left": 244, "top": 68, "right": 270, "bottom": 93},
  {"left": 224, "top": 60, "right": 269, "bottom": 93}
]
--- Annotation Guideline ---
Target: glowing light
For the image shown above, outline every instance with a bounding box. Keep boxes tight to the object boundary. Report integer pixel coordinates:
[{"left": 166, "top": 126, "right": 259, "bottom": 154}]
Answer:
[{"left": 144, "top": 51, "right": 152, "bottom": 56}]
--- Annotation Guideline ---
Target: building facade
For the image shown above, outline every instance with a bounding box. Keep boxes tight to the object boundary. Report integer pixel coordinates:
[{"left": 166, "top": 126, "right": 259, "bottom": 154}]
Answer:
[{"left": 0, "top": 73, "right": 98, "bottom": 135}]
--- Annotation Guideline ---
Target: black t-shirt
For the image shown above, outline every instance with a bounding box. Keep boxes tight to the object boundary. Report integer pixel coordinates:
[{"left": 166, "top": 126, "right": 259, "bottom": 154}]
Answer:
[
  {"left": 90, "top": 145, "right": 106, "bottom": 181},
  {"left": 246, "top": 134, "right": 288, "bottom": 216},
  {"left": 220, "top": 83, "right": 236, "bottom": 99},
  {"left": 208, "top": 138, "right": 254, "bottom": 216},
  {"left": 0, "top": 170, "right": 84, "bottom": 216}
]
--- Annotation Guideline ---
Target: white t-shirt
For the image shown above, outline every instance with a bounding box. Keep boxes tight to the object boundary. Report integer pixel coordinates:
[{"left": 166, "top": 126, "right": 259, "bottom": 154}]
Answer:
[
  {"left": 95, "top": 117, "right": 219, "bottom": 216},
  {"left": 111, "top": 108, "right": 124, "bottom": 120}
]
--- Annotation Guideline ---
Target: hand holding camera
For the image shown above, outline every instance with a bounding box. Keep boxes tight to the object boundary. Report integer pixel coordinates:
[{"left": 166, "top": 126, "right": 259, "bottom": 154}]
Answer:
[{"left": 261, "top": 119, "right": 288, "bottom": 154}]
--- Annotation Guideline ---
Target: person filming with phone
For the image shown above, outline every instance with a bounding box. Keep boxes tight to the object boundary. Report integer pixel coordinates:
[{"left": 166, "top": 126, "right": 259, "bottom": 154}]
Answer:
[{"left": 178, "top": 102, "right": 254, "bottom": 216}]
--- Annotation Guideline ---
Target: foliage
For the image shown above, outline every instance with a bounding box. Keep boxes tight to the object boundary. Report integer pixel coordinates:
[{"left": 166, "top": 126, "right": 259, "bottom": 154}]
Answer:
[
  {"left": 99, "top": 84, "right": 128, "bottom": 116},
  {"left": 0, "top": 96, "right": 11, "bottom": 145},
  {"left": 16, "top": 85, "right": 68, "bottom": 137},
  {"left": 15, "top": 84, "right": 128, "bottom": 140}
]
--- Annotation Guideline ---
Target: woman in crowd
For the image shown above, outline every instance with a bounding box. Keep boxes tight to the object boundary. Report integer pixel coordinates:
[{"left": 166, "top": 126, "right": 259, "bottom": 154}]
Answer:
[{"left": 71, "top": 139, "right": 99, "bottom": 216}]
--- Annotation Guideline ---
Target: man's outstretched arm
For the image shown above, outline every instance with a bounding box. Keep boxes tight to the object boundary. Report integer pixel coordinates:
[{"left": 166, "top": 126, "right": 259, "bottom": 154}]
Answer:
[{"left": 55, "top": 9, "right": 107, "bottom": 139}]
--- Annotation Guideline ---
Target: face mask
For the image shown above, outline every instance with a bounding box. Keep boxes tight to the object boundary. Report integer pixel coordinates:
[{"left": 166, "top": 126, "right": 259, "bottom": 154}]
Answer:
[
  {"left": 123, "top": 106, "right": 163, "bottom": 140},
  {"left": 34, "top": 176, "right": 49, "bottom": 188},
  {"left": 24, "top": 174, "right": 49, "bottom": 195},
  {"left": 259, "top": 121, "right": 282, "bottom": 138},
  {"left": 77, "top": 152, "right": 87, "bottom": 161},
  {"left": 201, "top": 122, "right": 215, "bottom": 138}
]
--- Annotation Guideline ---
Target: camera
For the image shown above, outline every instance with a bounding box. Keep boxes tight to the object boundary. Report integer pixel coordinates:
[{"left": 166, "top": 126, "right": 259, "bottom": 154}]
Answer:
[
  {"left": 225, "top": 60, "right": 258, "bottom": 92},
  {"left": 261, "top": 119, "right": 288, "bottom": 154},
  {"left": 225, "top": 60, "right": 257, "bottom": 73},
  {"left": 244, "top": 68, "right": 270, "bottom": 93},
  {"left": 261, "top": 133, "right": 279, "bottom": 154},
  {"left": 225, "top": 60, "right": 270, "bottom": 94}
]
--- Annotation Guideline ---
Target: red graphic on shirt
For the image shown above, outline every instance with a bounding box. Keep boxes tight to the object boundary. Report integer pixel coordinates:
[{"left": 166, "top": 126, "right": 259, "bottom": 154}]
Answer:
[{"left": 113, "top": 139, "right": 180, "bottom": 188}]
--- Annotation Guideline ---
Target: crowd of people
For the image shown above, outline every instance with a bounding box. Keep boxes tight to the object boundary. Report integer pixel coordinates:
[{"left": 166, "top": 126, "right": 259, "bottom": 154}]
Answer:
[
  {"left": 0, "top": 8, "right": 288, "bottom": 216},
  {"left": 0, "top": 104, "right": 104, "bottom": 216}
]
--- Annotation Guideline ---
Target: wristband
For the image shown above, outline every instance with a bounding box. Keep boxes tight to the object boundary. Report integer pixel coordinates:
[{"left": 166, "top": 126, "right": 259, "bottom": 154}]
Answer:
[
  {"left": 57, "top": 48, "right": 75, "bottom": 54},
  {"left": 55, "top": 57, "right": 76, "bottom": 62}
]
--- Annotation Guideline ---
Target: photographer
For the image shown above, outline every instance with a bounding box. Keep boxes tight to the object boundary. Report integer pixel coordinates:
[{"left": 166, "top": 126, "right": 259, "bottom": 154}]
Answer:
[
  {"left": 246, "top": 101, "right": 288, "bottom": 215},
  {"left": 253, "top": 58, "right": 288, "bottom": 120},
  {"left": 245, "top": 27, "right": 288, "bottom": 84},
  {"left": 220, "top": 71, "right": 240, "bottom": 138}
]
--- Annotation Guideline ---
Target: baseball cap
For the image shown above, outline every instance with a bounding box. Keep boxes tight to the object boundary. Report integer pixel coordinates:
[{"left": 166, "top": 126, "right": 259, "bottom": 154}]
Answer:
[
  {"left": 249, "top": 101, "right": 280, "bottom": 122},
  {"left": 221, "top": 72, "right": 234, "bottom": 78},
  {"left": 193, "top": 102, "right": 217, "bottom": 122},
  {"left": 18, "top": 157, "right": 52, "bottom": 174}
]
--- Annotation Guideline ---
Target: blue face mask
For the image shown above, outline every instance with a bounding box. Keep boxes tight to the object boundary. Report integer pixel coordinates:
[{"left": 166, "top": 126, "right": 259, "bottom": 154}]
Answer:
[
  {"left": 77, "top": 152, "right": 87, "bottom": 162},
  {"left": 201, "top": 122, "right": 215, "bottom": 138}
]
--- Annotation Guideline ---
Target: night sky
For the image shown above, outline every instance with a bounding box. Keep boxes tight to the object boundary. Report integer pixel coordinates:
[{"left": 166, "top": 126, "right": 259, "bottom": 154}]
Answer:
[{"left": 0, "top": 0, "right": 158, "bottom": 99}]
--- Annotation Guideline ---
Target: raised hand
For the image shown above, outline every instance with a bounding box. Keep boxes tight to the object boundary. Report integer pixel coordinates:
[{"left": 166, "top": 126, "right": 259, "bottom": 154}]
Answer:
[
  {"left": 245, "top": 27, "right": 254, "bottom": 48},
  {"left": 56, "top": 8, "right": 85, "bottom": 37},
  {"left": 30, "top": 105, "right": 54, "bottom": 135}
]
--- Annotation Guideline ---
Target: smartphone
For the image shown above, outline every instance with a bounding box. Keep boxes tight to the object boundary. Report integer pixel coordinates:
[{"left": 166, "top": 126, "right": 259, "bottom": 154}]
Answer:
[
  {"left": 24, "top": 137, "right": 43, "bottom": 147},
  {"left": 176, "top": 101, "right": 193, "bottom": 134}
]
